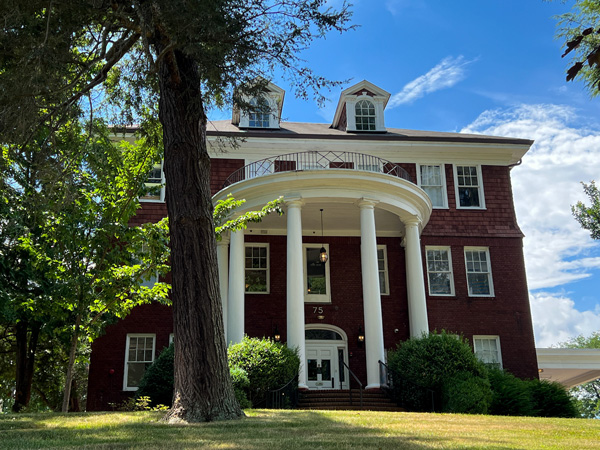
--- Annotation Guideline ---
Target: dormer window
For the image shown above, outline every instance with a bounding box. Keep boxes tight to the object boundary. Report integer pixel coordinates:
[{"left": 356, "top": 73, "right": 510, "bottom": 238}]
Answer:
[
  {"left": 331, "top": 80, "right": 390, "bottom": 133},
  {"left": 248, "top": 98, "right": 271, "bottom": 128},
  {"left": 355, "top": 100, "right": 376, "bottom": 131},
  {"left": 232, "top": 80, "right": 285, "bottom": 130}
]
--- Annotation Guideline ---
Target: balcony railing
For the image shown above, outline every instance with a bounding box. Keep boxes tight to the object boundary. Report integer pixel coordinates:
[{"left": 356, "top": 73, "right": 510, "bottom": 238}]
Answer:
[{"left": 223, "top": 151, "right": 413, "bottom": 188}]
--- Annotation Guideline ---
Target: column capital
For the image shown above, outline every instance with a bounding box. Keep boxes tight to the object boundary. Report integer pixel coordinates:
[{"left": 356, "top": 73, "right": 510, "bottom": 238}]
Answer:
[
  {"left": 284, "top": 196, "right": 304, "bottom": 208},
  {"left": 403, "top": 216, "right": 422, "bottom": 229},
  {"left": 217, "top": 235, "right": 230, "bottom": 245},
  {"left": 356, "top": 197, "right": 379, "bottom": 209}
]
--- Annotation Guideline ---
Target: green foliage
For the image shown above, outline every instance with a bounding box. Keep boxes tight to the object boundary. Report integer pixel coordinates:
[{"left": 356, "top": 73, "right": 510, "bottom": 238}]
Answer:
[
  {"left": 572, "top": 181, "right": 600, "bottom": 240},
  {"left": 556, "top": 1, "right": 600, "bottom": 96},
  {"left": 387, "top": 331, "right": 489, "bottom": 412},
  {"left": 229, "top": 367, "right": 252, "bottom": 409},
  {"left": 487, "top": 368, "right": 536, "bottom": 416},
  {"left": 228, "top": 337, "right": 300, "bottom": 407},
  {"left": 136, "top": 344, "right": 175, "bottom": 408},
  {"left": 443, "top": 371, "right": 492, "bottom": 415},
  {"left": 214, "top": 195, "right": 284, "bottom": 240},
  {"left": 528, "top": 379, "right": 579, "bottom": 418},
  {"left": 487, "top": 369, "right": 579, "bottom": 418}
]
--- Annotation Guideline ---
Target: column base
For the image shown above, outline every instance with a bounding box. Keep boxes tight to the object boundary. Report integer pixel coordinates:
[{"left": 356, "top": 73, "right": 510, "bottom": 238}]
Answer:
[
  {"left": 365, "top": 383, "right": 381, "bottom": 390},
  {"left": 298, "top": 383, "right": 309, "bottom": 390}
]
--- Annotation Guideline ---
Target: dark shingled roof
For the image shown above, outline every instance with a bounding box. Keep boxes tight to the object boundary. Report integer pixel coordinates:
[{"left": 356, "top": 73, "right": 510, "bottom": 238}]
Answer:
[{"left": 206, "top": 120, "right": 534, "bottom": 146}]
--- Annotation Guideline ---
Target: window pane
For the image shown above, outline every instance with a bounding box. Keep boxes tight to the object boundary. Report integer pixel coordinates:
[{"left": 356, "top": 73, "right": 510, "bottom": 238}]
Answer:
[
  {"left": 245, "top": 270, "right": 267, "bottom": 292},
  {"left": 127, "top": 362, "right": 147, "bottom": 387},
  {"left": 429, "top": 273, "right": 451, "bottom": 295},
  {"left": 306, "top": 248, "right": 327, "bottom": 295},
  {"left": 308, "top": 360, "right": 318, "bottom": 380},
  {"left": 467, "top": 273, "right": 490, "bottom": 295}
]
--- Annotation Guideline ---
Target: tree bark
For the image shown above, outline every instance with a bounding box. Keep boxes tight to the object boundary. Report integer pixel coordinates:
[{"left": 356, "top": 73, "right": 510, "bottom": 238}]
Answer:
[
  {"left": 61, "top": 313, "right": 81, "bottom": 413},
  {"left": 156, "top": 44, "right": 242, "bottom": 422},
  {"left": 12, "top": 320, "right": 40, "bottom": 412}
]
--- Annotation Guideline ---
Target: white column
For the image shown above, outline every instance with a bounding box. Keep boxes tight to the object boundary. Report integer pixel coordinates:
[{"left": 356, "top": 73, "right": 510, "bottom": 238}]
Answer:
[
  {"left": 228, "top": 229, "right": 245, "bottom": 344},
  {"left": 358, "top": 199, "right": 386, "bottom": 390},
  {"left": 216, "top": 235, "right": 230, "bottom": 343},
  {"left": 286, "top": 198, "right": 308, "bottom": 389},
  {"left": 404, "top": 218, "right": 429, "bottom": 338}
]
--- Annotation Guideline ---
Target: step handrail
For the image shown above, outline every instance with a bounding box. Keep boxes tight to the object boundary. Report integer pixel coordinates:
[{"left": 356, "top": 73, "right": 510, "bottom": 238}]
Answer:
[
  {"left": 267, "top": 373, "right": 299, "bottom": 409},
  {"left": 340, "top": 360, "right": 363, "bottom": 408},
  {"left": 378, "top": 360, "right": 392, "bottom": 389}
]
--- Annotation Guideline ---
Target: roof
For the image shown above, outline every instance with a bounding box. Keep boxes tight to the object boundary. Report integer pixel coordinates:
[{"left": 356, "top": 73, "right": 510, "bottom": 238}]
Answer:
[{"left": 206, "top": 120, "right": 534, "bottom": 146}]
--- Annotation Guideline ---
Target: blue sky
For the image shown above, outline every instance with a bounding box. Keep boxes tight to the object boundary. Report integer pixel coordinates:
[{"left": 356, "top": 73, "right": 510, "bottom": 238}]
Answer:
[{"left": 211, "top": 1, "right": 600, "bottom": 347}]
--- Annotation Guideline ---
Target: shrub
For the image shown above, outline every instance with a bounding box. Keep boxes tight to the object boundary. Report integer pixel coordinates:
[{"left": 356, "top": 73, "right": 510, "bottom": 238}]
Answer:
[
  {"left": 136, "top": 344, "right": 174, "bottom": 407},
  {"left": 487, "top": 368, "right": 536, "bottom": 416},
  {"left": 443, "top": 371, "right": 492, "bottom": 414},
  {"left": 387, "top": 331, "right": 490, "bottom": 412},
  {"left": 228, "top": 336, "right": 300, "bottom": 407},
  {"left": 230, "top": 366, "right": 252, "bottom": 409},
  {"left": 528, "top": 379, "right": 579, "bottom": 418}
]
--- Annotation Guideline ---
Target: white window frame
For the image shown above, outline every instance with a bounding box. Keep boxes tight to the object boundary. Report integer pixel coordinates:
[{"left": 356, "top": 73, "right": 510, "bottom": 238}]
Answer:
[
  {"left": 354, "top": 99, "right": 377, "bottom": 131},
  {"left": 417, "top": 164, "right": 448, "bottom": 209},
  {"left": 345, "top": 94, "right": 387, "bottom": 132},
  {"left": 425, "top": 246, "right": 455, "bottom": 296},
  {"left": 123, "top": 334, "right": 156, "bottom": 391},
  {"left": 140, "top": 162, "right": 165, "bottom": 203},
  {"left": 473, "top": 335, "right": 503, "bottom": 369},
  {"left": 303, "top": 243, "right": 331, "bottom": 303},
  {"left": 453, "top": 165, "right": 485, "bottom": 209},
  {"left": 464, "top": 247, "right": 494, "bottom": 297},
  {"left": 377, "top": 245, "right": 389, "bottom": 296},
  {"left": 245, "top": 243, "right": 270, "bottom": 294},
  {"left": 239, "top": 95, "right": 280, "bottom": 129}
]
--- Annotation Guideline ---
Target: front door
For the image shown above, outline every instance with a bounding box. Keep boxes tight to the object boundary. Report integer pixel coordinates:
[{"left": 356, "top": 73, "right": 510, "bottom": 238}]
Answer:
[{"left": 306, "top": 343, "right": 348, "bottom": 389}]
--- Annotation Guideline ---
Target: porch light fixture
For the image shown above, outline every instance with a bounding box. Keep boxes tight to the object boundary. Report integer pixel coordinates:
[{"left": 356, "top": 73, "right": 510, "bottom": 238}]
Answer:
[
  {"left": 319, "top": 209, "right": 328, "bottom": 263},
  {"left": 358, "top": 326, "right": 365, "bottom": 347},
  {"left": 273, "top": 325, "right": 281, "bottom": 343}
]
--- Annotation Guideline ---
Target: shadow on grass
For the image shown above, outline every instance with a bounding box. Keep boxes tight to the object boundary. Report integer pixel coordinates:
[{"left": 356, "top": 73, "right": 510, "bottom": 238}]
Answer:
[{"left": 0, "top": 409, "right": 570, "bottom": 450}]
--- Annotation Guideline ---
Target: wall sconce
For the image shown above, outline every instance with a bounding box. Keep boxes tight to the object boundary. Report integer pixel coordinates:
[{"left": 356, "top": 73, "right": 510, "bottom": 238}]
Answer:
[
  {"left": 319, "top": 209, "right": 328, "bottom": 263},
  {"left": 273, "top": 325, "right": 281, "bottom": 343},
  {"left": 358, "top": 326, "right": 365, "bottom": 347}
]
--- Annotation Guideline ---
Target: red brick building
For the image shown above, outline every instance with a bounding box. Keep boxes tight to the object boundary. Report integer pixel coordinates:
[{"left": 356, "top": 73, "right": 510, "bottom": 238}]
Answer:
[{"left": 86, "top": 80, "right": 538, "bottom": 411}]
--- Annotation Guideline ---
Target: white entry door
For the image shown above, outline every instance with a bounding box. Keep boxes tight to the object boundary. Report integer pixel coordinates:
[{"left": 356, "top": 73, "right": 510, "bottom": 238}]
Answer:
[{"left": 306, "top": 343, "right": 348, "bottom": 390}]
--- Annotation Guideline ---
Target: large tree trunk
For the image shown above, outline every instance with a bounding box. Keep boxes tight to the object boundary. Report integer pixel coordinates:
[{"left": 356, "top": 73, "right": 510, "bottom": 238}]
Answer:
[
  {"left": 12, "top": 320, "right": 40, "bottom": 412},
  {"left": 156, "top": 45, "right": 242, "bottom": 422}
]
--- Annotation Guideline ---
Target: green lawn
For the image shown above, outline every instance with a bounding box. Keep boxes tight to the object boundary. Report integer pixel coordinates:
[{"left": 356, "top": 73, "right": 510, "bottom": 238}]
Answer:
[{"left": 0, "top": 409, "right": 598, "bottom": 449}]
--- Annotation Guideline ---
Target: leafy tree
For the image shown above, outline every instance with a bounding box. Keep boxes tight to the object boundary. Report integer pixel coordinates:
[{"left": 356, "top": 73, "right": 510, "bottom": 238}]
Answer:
[
  {"left": 0, "top": 119, "right": 170, "bottom": 412},
  {"left": 561, "top": 331, "right": 600, "bottom": 418},
  {"left": 572, "top": 181, "right": 600, "bottom": 239},
  {"left": 556, "top": 0, "right": 600, "bottom": 95},
  {"left": 0, "top": 0, "right": 352, "bottom": 422}
]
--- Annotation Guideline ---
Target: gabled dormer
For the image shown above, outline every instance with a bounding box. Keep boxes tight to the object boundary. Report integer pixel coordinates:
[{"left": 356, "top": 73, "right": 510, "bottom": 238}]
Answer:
[
  {"left": 331, "top": 80, "right": 390, "bottom": 133},
  {"left": 232, "top": 80, "right": 285, "bottom": 130}
]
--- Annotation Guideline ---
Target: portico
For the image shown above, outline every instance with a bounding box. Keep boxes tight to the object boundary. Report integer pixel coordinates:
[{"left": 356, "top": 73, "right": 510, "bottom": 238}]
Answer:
[{"left": 214, "top": 161, "right": 432, "bottom": 389}]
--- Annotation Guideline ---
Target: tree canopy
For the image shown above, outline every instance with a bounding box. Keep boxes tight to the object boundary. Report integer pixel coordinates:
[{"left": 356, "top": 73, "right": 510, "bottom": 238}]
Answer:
[
  {"left": 556, "top": 0, "right": 600, "bottom": 95},
  {"left": 0, "top": 0, "right": 353, "bottom": 422},
  {"left": 572, "top": 181, "right": 600, "bottom": 240}
]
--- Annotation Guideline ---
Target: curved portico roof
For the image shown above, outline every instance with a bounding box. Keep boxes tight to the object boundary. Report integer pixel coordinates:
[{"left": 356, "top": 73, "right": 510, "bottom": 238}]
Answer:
[{"left": 213, "top": 166, "right": 432, "bottom": 236}]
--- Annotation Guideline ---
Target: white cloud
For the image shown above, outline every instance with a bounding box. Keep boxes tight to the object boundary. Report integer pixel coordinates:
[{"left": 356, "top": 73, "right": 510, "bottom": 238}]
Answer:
[
  {"left": 462, "top": 104, "right": 600, "bottom": 290},
  {"left": 388, "top": 56, "right": 473, "bottom": 107},
  {"left": 530, "top": 292, "right": 600, "bottom": 347},
  {"left": 385, "top": 0, "right": 426, "bottom": 16}
]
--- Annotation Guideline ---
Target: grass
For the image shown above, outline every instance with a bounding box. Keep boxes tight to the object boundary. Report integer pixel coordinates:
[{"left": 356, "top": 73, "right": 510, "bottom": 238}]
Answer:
[{"left": 0, "top": 409, "right": 598, "bottom": 449}]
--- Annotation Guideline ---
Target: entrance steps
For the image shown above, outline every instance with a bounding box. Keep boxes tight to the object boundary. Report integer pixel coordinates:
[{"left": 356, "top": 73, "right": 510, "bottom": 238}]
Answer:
[{"left": 298, "top": 389, "right": 404, "bottom": 412}]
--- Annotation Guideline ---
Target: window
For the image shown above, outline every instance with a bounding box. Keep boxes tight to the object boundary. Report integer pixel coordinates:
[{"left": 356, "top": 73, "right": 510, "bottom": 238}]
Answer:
[
  {"left": 246, "top": 159, "right": 273, "bottom": 178},
  {"left": 248, "top": 97, "right": 270, "bottom": 128},
  {"left": 304, "top": 244, "right": 331, "bottom": 303},
  {"left": 473, "top": 336, "right": 502, "bottom": 369},
  {"left": 355, "top": 99, "right": 376, "bottom": 131},
  {"left": 454, "top": 165, "right": 485, "bottom": 208},
  {"left": 418, "top": 164, "right": 447, "bottom": 208},
  {"left": 141, "top": 272, "right": 158, "bottom": 288},
  {"left": 245, "top": 244, "right": 269, "bottom": 293},
  {"left": 464, "top": 247, "right": 494, "bottom": 296},
  {"left": 425, "top": 247, "right": 454, "bottom": 296},
  {"left": 124, "top": 334, "right": 155, "bottom": 390},
  {"left": 140, "top": 163, "right": 164, "bottom": 202},
  {"left": 377, "top": 245, "right": 389, "bottom": 295}
]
